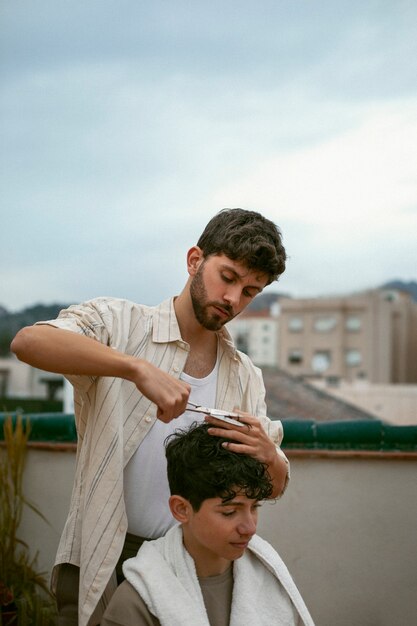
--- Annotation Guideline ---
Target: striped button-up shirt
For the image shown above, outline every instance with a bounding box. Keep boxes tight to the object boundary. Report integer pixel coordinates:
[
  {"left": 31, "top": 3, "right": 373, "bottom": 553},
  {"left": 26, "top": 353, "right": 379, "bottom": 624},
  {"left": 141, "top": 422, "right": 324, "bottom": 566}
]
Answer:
[{"left": 40, "top": 296, "right": 288, "bottom": 626}]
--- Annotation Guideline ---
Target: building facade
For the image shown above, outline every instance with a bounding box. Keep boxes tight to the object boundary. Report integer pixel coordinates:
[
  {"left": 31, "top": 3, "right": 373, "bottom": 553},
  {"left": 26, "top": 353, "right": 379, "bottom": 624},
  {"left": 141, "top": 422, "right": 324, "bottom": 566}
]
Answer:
[
  {"left": 0, "top": 355, "right": 64, "bottom": 401},
  {"left": 227, "top": 308, "right": 279, "bottom": 367},
  {"left": 278, "top": 288, "right": 417, "bottom": 383}
]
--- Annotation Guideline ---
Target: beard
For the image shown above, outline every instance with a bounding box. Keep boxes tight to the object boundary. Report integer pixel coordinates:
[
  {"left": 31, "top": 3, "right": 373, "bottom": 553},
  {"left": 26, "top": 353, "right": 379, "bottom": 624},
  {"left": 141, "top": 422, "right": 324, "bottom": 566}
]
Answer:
[{"left": 190, "top": 263, "right": 234, "bottom": 331}]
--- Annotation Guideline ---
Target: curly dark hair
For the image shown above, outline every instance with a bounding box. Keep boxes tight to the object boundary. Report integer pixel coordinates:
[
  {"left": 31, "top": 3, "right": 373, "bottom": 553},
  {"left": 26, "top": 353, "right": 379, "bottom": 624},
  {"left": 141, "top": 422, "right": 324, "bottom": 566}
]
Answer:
[
  {"left": 196, "top": 208, "right": 286, "bottom": 284},
  {"left": 165, "top": 422, "right": 273, "bottom": 511}
]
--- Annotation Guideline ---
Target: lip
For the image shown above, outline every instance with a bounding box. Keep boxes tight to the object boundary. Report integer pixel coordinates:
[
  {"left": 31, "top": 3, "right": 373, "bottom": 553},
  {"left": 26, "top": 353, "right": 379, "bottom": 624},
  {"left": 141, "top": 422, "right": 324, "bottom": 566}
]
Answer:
[
  {"left": 230, "top": 541, "right": 249, "bottom": 550},
  {"left": 212, "top": 305, "right": 231, "bottom": 319}
]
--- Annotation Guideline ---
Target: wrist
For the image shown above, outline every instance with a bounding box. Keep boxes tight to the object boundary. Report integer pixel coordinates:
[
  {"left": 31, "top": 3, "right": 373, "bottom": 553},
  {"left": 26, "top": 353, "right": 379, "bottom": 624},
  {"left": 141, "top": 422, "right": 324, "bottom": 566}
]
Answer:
[
  {"left": 117, "top": 353, "right": 143, "bottom": 383},
  {"left": 267, "top": 450, "right": 289, "bottom": 498}
]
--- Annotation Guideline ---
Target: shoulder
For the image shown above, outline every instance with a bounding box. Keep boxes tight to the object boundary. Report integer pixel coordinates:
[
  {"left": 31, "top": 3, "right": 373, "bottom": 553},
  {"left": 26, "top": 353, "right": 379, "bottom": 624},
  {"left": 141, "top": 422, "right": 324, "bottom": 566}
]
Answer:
[
  {"left": 60, "top": 297, "right": 157, "bottom": 329},
  {"left": 234, "top": 346, "right": 265, "bottom": 390},
  {"left": 236, "top": 349, "right": 262, "bottom": 377},
  {"left": 82, "top": 297, "right": 152, "bottom": 317},
  {"left": 102, "top": 581, "right": 160, "bottom": 626},
  {"left": 218, "top": 328, "right": 262, "bottom": 377},
  {"left": 47, "top": 298, "right": 157, "bottom": 347}
]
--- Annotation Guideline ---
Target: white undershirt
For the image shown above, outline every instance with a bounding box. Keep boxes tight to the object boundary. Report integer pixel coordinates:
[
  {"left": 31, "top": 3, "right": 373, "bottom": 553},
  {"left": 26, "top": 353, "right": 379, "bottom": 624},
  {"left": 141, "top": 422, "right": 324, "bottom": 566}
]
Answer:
[{"left": 124, "top": 357, "right": 219, "bottom": 538}]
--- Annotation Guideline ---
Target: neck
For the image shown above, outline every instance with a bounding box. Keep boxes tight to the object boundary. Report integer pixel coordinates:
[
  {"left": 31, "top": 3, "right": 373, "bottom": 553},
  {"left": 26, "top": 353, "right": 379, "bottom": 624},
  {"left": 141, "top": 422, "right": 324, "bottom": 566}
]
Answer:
[
  {"left": 195, "top": 559, "right": 232, "bottom": 578},
  {"left": 182, "top": 527, "right": 232, "bottom": 577}
]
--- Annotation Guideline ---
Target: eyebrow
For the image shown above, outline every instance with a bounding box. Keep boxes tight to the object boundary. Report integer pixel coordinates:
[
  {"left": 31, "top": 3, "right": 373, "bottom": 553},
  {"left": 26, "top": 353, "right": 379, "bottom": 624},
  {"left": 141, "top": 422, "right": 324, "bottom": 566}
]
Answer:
[{"left": 217, "top": 500, "right": 259, "bottom": 508}]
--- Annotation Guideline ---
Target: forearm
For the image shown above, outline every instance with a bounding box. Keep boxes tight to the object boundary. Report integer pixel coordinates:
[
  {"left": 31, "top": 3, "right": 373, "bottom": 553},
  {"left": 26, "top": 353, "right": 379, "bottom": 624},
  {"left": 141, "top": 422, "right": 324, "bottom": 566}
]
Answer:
[
  {"left": 11, "top": 325, "right": 137, "bottom": 380},
  {"left": 11, "top": 324, "right": 190, "bottom": 421}
]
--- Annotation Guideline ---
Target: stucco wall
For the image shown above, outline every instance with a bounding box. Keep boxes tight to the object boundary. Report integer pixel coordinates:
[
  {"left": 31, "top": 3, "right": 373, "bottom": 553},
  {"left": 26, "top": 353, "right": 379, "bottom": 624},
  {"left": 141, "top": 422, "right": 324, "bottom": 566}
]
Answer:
[
  {"left": 11, "top": 447, "right": 417, "bottom": 626},
  {"left": 258, "top": 453, "right": 417, "bottom": 625}
]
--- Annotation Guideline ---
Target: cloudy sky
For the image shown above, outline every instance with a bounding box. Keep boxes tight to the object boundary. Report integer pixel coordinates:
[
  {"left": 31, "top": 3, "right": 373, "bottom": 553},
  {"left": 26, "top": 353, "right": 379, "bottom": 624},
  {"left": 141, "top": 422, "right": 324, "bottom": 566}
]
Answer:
[{"left": 1, "top": 0, "right": 416, "bottom": 312}]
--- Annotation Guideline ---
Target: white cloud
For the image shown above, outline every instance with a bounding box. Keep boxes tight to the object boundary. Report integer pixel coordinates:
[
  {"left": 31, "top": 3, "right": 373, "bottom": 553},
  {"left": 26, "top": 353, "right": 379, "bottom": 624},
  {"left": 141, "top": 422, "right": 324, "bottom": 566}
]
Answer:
[
  {"left": 213, "top": 100, "right": 417, "bottom": 234},
  {"left": 2, "top": 1, "right": 416, "bottom": 309}
]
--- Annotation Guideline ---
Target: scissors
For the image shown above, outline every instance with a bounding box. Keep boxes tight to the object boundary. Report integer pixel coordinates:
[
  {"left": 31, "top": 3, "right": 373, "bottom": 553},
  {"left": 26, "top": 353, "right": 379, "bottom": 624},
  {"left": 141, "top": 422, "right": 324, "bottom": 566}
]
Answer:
[{"left": 186, "top": 402, "right": 245, "bottom": 428}]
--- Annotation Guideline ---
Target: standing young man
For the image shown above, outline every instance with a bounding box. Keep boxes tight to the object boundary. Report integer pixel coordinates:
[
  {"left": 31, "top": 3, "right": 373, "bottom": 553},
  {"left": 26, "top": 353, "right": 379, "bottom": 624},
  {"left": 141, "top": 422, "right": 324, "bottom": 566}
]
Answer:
[
  {"left": 11, "top": 209, "right": 290, "bottom": 626},
  {"left": 101, "top": 423, "right": 314, "bottom": 626}
]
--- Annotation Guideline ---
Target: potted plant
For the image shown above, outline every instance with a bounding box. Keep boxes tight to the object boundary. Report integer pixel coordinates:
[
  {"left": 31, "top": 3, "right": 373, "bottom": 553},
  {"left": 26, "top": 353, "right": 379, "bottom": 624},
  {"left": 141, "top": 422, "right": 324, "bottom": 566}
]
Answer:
[{"left": 0, "top": 415, "right": 57, "bottom": 625}]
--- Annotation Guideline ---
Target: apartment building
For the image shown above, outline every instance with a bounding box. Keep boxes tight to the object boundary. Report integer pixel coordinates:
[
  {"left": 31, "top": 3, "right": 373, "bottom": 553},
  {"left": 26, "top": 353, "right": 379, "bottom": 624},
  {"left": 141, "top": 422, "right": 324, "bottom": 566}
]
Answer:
[
  {"left": 0, "top": 355, "right": 64, "bottom": 400},
  {"left": 279, "top": 288, "right": 417, "bottom": 383},
  {"left": 227, "top": 307, "right": 279, "bottom": 367}
]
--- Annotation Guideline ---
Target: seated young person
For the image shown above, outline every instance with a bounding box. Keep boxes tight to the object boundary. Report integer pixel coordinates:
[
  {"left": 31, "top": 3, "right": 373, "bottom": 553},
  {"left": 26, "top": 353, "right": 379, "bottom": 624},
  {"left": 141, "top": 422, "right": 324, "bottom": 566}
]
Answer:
[{"left": 101, "top": 424, "right": 314, "bottom": 626}]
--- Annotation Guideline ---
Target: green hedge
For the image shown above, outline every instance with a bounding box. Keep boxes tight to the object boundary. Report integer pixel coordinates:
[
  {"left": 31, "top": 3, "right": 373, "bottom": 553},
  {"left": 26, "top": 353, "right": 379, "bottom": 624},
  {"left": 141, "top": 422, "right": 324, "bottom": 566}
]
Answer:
[
  {"left": 281, "top": 419, "right": 417, "bottom": 451},
  {"left": 1, "top": 413, "right": 417, "bottom": 451},
  {"left": 0, "top": 413, "right": 76, "bottom": 443},
  {"left": 0, "top": 397, "right": 63, "bottom": 413}
]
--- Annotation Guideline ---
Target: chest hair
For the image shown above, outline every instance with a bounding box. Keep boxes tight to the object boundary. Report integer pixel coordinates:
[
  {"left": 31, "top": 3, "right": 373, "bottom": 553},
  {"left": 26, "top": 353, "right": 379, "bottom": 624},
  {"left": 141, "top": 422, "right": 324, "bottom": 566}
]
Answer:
[{"left": 183, "top": 348, "right": 217, "bottom": 378}]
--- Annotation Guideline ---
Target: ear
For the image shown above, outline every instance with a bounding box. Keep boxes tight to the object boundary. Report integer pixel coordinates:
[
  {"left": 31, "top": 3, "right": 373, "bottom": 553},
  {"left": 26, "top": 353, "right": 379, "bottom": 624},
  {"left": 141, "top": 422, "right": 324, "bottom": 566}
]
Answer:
[
  {"left": 187, "top": 246, "right": 204, "bottom": 277},
  {"left": 169, "top": 495, "right": 193, "bottom": 523}
]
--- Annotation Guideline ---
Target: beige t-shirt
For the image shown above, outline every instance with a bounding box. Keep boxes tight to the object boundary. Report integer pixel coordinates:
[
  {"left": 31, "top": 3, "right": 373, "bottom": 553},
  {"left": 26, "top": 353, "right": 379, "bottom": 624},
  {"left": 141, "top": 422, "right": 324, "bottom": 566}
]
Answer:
[{"left": 101, "top": 567, "right": 233, "bottom": 626}]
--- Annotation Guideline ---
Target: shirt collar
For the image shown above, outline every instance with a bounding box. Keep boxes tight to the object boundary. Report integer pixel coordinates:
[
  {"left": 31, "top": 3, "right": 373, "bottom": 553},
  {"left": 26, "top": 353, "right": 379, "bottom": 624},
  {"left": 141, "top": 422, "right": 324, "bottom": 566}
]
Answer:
[
  {"left": 152, "top": 297, "right": 183, "bottom": 344},
  {"left": 152, "top": 297, "right": 242, "bottom": 363}
]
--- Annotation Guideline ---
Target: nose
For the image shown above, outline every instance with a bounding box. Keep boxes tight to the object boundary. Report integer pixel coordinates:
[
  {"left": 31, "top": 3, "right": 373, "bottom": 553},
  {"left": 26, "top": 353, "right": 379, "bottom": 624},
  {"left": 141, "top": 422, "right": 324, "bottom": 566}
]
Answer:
[
  {"left": 237, "top": 513, "right": 257, "bottom": 537},
  {"left": 223, "top": 284, "right": 241, "bottom": 309}
]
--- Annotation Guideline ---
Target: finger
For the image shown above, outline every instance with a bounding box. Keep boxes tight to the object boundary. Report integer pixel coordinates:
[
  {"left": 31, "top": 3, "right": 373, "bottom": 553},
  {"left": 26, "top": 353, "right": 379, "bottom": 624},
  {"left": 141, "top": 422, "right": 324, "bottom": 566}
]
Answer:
[
  {"left": 221, "top": 441, "right": 255, "bottom": 455},
  {"left": 232, "top": 410, "right": 258, "bottom": 427},
  {"left": 203, "top": 415, "right": 241, "bottom": 430},
  {"left": 206, "top": 425, "right": 253, "bottom": 443},
  {"left": 206, "top": 419, "right": 256, "bottom": 437}
]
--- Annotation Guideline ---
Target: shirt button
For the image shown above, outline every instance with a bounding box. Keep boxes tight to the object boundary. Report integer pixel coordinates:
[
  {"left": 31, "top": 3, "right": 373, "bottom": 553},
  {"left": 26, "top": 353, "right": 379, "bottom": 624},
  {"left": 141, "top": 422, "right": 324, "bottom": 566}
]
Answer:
[
  {"left": 145, "top": 416, "right": 152, "bottom": 423},
  {"left": 173, "top": 365, "right": 180, "bottom": 373}
]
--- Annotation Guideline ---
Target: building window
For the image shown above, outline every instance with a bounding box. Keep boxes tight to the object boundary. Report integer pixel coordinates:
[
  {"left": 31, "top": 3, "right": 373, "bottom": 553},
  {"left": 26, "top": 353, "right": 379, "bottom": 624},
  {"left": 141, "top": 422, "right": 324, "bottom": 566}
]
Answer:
[
  {"left": 288, "top": 317, "right": 303, "bottom": 332},
  {"left": 312, "top": 351, "right": 331, "bottom": 373},
  {"left": 345, "top": 349, "right": 362, "bottom": 367},
  {"left": 288, "top": 350, "right": 303, "bottom": 365},
  {"left": 235, "top": 333, "right": 249, "bottom": 354},
  {"left": 313, "top": 316, "right": 337, "bottom": 332},
  {"left": 346, "top": 316, "right": 361, "bottom": 331}
]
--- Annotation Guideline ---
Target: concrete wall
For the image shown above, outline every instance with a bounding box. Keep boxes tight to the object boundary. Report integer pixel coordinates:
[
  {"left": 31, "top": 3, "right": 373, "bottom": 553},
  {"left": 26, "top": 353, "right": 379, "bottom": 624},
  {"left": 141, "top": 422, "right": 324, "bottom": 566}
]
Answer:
[
  {"left": 10, "top": 446, "right": 417, "bottom": 626},
  {"left": 17, "top": 447, "right": 76, "bottom": 579},
  {"left": 258, "top": 453, "right": 417, "bottom": 625}
]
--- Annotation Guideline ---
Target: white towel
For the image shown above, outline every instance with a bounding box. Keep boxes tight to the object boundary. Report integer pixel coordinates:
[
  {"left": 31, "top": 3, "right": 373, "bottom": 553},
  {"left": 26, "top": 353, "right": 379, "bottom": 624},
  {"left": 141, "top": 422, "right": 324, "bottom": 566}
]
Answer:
[{"left": 123, "top": 525, "right": 315, "bottom": 626}]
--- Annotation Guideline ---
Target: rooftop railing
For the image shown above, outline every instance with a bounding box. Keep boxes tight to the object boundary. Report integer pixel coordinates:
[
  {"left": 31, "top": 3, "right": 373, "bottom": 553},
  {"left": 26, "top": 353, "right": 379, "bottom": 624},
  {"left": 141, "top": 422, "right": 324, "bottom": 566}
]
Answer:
[{"left": 2, "top": 412, "right": 417, "bottom": 452}]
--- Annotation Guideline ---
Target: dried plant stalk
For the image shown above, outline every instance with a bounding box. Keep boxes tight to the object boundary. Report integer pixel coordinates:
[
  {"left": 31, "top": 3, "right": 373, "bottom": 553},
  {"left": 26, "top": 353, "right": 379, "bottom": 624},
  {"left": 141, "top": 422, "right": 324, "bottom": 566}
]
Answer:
[{"left": 0, "top": 416, "right": 57, "bottom": 624}]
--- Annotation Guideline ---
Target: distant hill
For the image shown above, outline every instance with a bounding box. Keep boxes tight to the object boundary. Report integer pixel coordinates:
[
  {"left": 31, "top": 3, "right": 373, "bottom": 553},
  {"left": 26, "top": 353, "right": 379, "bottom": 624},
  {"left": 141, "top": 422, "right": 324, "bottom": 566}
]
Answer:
[
  {"left": 381, "top": 280, "right": 417, "bottom": 302},
  {"left": 1, "top": 279, "right": 415, "bottom": 355},
  {"left": 0, "top": 303, "right": 68, "bottom": 356}
]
